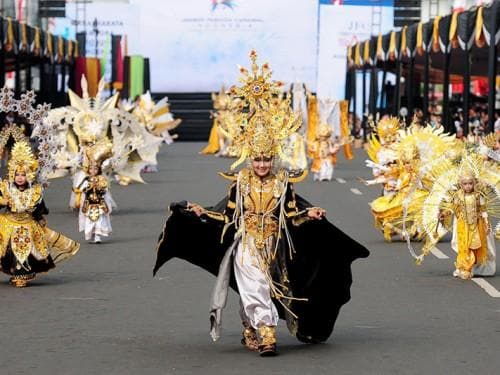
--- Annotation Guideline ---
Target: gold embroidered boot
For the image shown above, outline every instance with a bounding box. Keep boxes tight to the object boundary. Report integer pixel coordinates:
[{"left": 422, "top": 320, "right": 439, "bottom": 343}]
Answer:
[
  {"left": 10, "top": 273, "right": 35, "bottom": 288},
  {"left": 241, "top": 323, "right": 258, "bottom": 351},
  {"left": 258, "top": 326, "right": 277, "bottom": 357},
  {"left": 383, "top": 222, "right": 393, "bottom": 242}
]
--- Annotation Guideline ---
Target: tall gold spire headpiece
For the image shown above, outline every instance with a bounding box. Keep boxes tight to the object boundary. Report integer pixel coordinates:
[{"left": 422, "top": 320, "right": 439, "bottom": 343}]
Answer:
[
  {"left": 8, "top": 140, "right": 39, "bottom": 183},
  {"left": 218, "top": 50, "right": 301, "bottom": 169}
]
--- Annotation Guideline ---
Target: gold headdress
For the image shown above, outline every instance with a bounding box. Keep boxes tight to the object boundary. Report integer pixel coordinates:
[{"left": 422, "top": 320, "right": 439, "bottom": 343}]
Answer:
[
  {"left": 8, "top": 140, "right": 39, "bottom": 182},
  {"left": 218, "top": 50, "right": 301, "bottom": 169},
  {"left": 0, "top": 86, "right": 58, "bottom": 184},
  {"left": 373, "top": 116, "right": 402, "bottom": 143},
  {"left": 317, "top": 123, "right": 333, "bottom": 138},
  {"left": 82, "top": 138, "right": 113, "bottom": 173},
  {"left": 366, "top": 116, "right": 403, "bottom": 163}
]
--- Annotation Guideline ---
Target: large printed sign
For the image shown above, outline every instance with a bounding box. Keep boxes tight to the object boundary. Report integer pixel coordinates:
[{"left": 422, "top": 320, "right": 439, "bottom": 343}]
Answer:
[
  {"left": 127, "top": 0, "right": 319, "bottom": 92},
  {"left": 316, "top": 1, "right": 394, "bottom": 102}
]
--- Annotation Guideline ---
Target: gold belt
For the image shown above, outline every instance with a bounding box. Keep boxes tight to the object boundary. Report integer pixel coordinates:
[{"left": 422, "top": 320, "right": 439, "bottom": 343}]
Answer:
[
  {"left": 2, "top": 211, "right": 33, "bottom": 224},
  {"left": 244, "top": 214, "right": 278, "bottom": 251}
]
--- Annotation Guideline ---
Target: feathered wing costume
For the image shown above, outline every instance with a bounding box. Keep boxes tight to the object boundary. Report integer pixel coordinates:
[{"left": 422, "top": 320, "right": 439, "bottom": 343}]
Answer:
[
  {"left": 130, "top": 91, "right": 182, "bottom": 143},
  {"left": 404, "top": 146, "right": 498, "bottom": 277},
  {"left": 154, "top": 51, "right": 369, "bottom": 347},
  {"left": 369, "top": 125, "right": 457, "bottom": 242},
  {"left": 48, "top": 77, "right": 163, "bottom": 187}
]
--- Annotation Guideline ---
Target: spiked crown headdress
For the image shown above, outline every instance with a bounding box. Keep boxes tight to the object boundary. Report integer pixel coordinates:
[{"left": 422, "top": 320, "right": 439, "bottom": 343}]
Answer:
[{"left": 217, "top": 50, "right": 301, "bottom": 170}]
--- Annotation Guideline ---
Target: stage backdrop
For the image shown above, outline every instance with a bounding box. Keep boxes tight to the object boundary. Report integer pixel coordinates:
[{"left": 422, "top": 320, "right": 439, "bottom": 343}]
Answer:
[
  {"left": 52, "top": 0, "right": 395, "bottom": 99},
  {"left": 127, "top": 0, "right": 319, "bottom": 92}
]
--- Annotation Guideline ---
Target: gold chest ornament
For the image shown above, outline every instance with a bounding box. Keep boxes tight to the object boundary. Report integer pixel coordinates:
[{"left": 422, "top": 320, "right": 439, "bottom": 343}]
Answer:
[
  {"left": 239, "top": 170, "right": 285, "bottom": 251},
  {"left": 453, "top": 191, "right": 480, "bottom": 225}
]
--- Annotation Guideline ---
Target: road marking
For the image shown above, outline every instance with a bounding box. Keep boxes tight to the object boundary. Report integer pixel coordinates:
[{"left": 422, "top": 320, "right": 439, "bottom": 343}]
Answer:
[
  {"left": 335, "top": 178, "right": 346, "bottom": 184},
  {"left": 434, "top": 246, "right": 499, "bottom": 298},
  {"left": 471, "top": 278, "right": 500, "bottom": 298},
  {"left": 350, "top": 188, "right": 363, "bottom": 195},
  {"left": 58, "top": 297, "right": 100, "bottom": 301},
  {"left": 430, "top": 247, "right": 449, "bottom": 259}
]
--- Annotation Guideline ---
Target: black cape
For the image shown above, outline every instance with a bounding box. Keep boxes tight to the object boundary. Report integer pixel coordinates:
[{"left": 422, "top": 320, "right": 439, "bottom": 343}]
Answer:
[{"left": 154, "top": 194, "right": 369, "bottom": 343}]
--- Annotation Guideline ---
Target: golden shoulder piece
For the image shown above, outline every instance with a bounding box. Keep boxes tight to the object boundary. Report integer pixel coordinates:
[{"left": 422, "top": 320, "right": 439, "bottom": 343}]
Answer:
[
  {"left": 218, "top": 171, "right": 238, "bottom": 181},
  {"left": 288, "top": 169, "right": 308, "bottom": 183}
]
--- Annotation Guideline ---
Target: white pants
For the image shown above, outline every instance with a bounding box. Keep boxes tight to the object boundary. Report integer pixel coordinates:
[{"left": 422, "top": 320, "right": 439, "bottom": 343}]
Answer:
[
  {"left": 233, "top": 238, "right": 279, "bottom": 329},
  {"left": 314, "top": 160, "right": 334, "bottom": 181}
]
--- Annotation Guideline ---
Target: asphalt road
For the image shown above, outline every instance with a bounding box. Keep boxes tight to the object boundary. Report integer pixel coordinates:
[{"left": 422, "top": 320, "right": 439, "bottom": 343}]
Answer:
[{"left": 1, "top": 142, "right": 499, "bottom": 375}]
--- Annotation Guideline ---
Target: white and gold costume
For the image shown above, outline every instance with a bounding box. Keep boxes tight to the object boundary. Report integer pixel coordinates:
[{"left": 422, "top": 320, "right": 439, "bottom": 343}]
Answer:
[
  {"left": 208, "top": 51, "right": 304, "bottom": 353},
  {"left": 47, "top": 76, "right": 163, "bottom": 193},
  {"left": 154, "top": 52, "right": 369, "bottom": 357},
  {"left": 77, "top": 141, "right": 114, "bottom": 243}
]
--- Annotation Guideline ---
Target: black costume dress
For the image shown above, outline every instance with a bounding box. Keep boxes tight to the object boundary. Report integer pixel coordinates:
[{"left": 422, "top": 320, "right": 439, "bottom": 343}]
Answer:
[{"left": 154, "top": 175, "right": 369, "bottom": 343}]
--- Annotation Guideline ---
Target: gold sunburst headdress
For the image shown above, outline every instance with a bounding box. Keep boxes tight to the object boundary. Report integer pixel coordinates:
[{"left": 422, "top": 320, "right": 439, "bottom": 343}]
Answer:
[
  {"left": 218, "top": 50, "right": 301, "bottom": 169},
  {"left": 373, "top": 116, "right": 402, "bottom": 143},
  {"left": 67, "top": 76, "right": 119, "bottom": 144},
  {"left": 366, "top": 116, "right": 403, "bottom": 163},
  {"left": 8, "top": 140, "right": 39, "bottom": 183}
]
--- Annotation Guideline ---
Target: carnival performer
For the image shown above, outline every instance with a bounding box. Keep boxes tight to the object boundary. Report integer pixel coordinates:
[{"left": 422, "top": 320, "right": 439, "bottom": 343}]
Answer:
[
  {"left": 365, "top": 116, "right": 401, "bottom": 195},
  {"left": 309, "top": 123, "right": 340, "bottom": 181},
  {"left": 201, "top": 86, "right": 231, "bottom": 155},
  {"left": 0, "top": 141, "right": 80, "bottom": 287},
  {"left": 368, "top": 125, "right": 456, "bottom": 242},
  {"left": 442, "top": 171, "right": 496, "bottom": 278},
  {"left": 78, "top": 146, "right": 113, "bottom": 244},
  {"left": 369, "top": 147, "right": 425, "bottom": 241},
  {"left": 406, "top": 150, "right": 498, "bottom": 278},
  {"left": 47, "top": 76, "right": 161, "bottom": 194},
  {"left": 153, "top": 51, "right": 369, "bottom": 357},
  {"left": 0, "top": 88, "right": 81, "bottom": 287}
]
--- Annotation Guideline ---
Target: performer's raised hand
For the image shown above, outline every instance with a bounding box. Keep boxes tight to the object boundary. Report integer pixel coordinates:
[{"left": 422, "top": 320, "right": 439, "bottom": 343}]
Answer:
[
  {"left": 307, "top": 207, "right": 326, "bottom": 220},
  {"left": 187, "top": 202, "right": 206, "bottom": 217}
]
